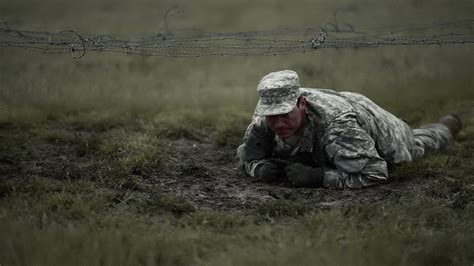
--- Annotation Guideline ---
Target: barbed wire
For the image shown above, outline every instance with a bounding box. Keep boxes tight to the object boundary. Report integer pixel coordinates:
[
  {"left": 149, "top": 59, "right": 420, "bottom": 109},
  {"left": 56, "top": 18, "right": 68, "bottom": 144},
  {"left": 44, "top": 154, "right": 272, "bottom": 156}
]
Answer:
[{"left": 0, "top": 19, "right": 473, "bottom": 58}]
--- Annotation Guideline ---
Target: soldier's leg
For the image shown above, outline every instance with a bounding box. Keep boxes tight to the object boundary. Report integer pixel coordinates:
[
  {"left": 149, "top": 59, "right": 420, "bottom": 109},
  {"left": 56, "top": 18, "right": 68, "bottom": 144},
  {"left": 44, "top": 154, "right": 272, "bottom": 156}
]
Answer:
[
  {"left": 411, "top": 123, "right": 453, "bottom": 160},
  {"left": 374, "top": 117, "right": 417, "bottom": 164}
]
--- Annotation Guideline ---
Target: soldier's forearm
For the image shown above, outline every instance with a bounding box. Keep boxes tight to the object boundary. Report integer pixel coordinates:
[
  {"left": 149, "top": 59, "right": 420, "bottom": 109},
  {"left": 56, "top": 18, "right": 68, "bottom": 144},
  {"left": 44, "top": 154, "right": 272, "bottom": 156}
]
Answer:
[
  {"left": 243, "top": 160, "right": 265, "bottom": 177},
  {"left": 322, "top": 167, "right": 388, "bottom": 189},
  {"left": 244, "top": 158, "right": 292, "bottom": 177}
]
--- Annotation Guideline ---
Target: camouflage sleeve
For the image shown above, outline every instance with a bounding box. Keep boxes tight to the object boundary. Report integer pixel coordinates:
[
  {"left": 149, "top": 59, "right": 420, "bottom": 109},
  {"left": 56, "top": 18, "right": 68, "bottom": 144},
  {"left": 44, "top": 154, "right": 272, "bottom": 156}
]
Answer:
[
  {"left": 322, "top": 112, "right": 388, "bottom": 189},
  {"left": 236, "top": 116, "right": 276, "bottom": 177}
]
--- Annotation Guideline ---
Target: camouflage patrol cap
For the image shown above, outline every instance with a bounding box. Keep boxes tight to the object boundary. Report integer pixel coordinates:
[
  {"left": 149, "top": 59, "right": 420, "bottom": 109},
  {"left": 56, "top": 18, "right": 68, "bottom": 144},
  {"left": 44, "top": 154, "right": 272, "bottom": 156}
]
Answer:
[{"left": 255, "top": 70, "right": 301, "bottom": 116}]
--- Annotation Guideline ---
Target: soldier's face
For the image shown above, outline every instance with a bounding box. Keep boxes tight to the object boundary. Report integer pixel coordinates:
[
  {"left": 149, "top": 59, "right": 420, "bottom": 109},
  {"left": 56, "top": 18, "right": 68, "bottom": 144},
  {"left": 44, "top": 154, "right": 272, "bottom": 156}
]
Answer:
[{"left": 265, "top": 97, "right": 307, "bottom": 140}]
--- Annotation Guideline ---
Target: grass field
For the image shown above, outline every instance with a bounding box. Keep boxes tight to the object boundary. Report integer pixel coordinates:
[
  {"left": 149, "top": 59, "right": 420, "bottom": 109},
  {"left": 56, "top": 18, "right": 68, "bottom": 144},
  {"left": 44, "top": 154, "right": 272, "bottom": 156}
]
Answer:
[{"left": 1, "top": 0, "right": 474, "bottom": 265}]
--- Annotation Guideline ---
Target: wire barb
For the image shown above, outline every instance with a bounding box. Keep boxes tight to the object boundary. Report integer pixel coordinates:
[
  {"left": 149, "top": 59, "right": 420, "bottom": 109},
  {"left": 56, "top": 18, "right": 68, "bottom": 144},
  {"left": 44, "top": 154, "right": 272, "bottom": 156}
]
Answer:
[
  {"left": 48, "top": 30, "right": 86, "bottom": 58},
  {"left": 310, "top": 28, "right": 328, "bottom": 49}
]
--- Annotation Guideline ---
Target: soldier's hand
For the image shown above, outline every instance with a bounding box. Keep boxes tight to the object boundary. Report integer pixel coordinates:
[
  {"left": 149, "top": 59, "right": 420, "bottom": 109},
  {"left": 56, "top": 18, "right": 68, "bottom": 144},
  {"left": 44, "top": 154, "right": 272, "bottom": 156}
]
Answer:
[
  {"left": 255, "top": 161, "right": 284, "bottom": 183},
  {"left": 285, "top": 163, "right": 324, "bottom": 188}
]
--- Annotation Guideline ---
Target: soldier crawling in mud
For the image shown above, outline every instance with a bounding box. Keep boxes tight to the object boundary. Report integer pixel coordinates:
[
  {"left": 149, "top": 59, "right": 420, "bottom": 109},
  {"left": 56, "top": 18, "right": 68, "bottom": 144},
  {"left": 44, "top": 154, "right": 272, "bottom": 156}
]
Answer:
[{"left": 237, "top": 70, "right": 463, "bottom": 189}]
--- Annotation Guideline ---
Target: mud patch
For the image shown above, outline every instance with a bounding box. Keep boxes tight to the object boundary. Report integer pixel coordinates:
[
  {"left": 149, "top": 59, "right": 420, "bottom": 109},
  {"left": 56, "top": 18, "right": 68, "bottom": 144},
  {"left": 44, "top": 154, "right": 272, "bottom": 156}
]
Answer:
[
  {"left": 151, "top": 137, "right": 444, "bottom": 211},
  {"left": 0, "top": 124, "right": 460, "bottom": 213}
]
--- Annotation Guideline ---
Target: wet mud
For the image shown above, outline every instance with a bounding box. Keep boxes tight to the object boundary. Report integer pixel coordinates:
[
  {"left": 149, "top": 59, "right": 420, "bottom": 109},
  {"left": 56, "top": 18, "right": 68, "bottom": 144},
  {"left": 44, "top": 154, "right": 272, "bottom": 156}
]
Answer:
[{"left": 0, "top": 125, "right": 441, "bottom": 212}]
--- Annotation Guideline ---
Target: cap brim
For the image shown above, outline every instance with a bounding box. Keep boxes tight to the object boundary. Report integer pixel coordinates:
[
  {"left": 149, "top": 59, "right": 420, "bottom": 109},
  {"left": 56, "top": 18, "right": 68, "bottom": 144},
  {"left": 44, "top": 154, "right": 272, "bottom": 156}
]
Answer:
[{"left": 255, "top": 98, "right": 298, "bottom": 116}]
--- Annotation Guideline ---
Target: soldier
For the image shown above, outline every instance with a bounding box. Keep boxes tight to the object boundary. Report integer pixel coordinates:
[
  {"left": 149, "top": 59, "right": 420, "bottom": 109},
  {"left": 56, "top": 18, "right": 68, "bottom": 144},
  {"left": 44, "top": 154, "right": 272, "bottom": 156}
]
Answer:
[{"left": 237, "top": 70, "right": 462, "bottom": 189}]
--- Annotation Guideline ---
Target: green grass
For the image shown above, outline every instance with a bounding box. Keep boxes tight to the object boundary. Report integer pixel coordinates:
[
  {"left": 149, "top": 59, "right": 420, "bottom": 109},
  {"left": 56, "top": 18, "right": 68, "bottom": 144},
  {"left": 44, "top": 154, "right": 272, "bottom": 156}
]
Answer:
[
  {"left": 1, "top": 117, "right": 473, "bottom": 265},
  {"left": 1, "top": 190, "right": 473, "bottom": 265},
  {"left": 1, "top": 0, "right": 474, "bottom": 264}
]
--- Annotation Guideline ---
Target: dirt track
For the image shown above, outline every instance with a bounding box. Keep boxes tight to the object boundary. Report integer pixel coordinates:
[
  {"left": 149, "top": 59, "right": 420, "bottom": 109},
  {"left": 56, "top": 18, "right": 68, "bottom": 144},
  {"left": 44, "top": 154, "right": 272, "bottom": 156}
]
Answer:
[
  {"left": 160, "top": 138, "right": 437, "bottom": 211},
  {"left": 0, "top": 124, "right": 442, "bottom": 212}
]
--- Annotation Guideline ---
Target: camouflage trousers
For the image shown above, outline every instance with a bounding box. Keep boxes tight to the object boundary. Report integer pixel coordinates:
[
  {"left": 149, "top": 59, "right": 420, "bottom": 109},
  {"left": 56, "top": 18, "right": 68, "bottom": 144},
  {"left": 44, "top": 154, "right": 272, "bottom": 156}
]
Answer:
[
  {"left": 323, "top": 121, "right": 453, "bottom": 188},
  {"left": 410, "top": 123, "right": 453, "bottom": 160},
  {"left": 389, "top": 121, "right": 453, "bottom": 163}
]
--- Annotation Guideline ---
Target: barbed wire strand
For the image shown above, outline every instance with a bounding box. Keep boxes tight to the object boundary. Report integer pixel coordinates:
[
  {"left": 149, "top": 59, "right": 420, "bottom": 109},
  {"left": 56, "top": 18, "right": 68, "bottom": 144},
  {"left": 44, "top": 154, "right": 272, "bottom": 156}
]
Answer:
[{"left": 0, "top": 19, "right": 473, "bottom": 58}]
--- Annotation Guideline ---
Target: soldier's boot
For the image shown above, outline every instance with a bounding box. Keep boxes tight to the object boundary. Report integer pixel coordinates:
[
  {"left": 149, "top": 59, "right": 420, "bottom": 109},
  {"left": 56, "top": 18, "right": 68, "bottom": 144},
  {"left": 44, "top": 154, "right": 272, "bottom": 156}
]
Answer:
[{"left": 439, "top": 113, "right": 463, "bottom": 137}]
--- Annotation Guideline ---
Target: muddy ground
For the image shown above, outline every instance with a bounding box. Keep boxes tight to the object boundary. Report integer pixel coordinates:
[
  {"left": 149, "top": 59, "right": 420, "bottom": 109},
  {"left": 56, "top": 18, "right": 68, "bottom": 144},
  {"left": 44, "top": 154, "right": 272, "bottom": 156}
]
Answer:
[{"left": 1, "top": 120, "right": 452, "bottom": 214}]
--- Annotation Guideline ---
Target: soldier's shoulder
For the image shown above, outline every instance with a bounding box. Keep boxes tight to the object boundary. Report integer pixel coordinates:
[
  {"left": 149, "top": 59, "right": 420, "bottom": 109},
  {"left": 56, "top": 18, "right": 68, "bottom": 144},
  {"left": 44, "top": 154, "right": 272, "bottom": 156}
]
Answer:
[
  {"left": 301, "top": 87, "right": 336, "bottom": 94},
  {"left": 300, "top": 87, "right": 348, "bottom": 98}
]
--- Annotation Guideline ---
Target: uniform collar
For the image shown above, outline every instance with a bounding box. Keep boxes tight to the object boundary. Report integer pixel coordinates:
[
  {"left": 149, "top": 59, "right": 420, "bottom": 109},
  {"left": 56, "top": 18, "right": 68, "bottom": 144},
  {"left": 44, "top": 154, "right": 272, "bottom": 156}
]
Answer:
[{"left": 298, "top": 115, "right": 315, "bottom": 152}]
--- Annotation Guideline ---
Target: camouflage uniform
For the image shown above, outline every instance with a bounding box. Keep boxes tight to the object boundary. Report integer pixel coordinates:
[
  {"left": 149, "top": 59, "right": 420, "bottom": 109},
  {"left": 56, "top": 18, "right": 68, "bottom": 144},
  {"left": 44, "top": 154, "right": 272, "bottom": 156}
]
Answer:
[{"left": 237, "top": 87, "right": 453, "bottom": 189}]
